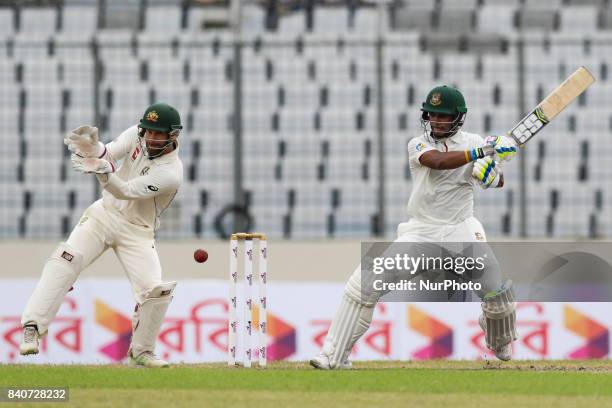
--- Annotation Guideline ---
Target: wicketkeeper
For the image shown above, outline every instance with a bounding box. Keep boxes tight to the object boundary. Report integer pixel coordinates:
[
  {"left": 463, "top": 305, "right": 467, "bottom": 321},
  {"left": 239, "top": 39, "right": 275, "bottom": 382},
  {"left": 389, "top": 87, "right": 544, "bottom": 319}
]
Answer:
[
  {"left": 311, "top": 85, "right": 519, "bottom": 369},
  {"left": 20, "top": 102, "right": 184, "bottom": 368}
]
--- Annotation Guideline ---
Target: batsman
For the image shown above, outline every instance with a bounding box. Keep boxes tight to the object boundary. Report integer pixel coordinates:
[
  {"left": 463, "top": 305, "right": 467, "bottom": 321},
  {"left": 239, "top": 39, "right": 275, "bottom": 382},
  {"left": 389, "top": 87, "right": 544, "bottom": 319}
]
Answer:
[
  {"left": 20, "top": 102, "right": 184, "bottom": 368},
  {"left": 311, "top": 85, "right": 519, "bottom": 369}
]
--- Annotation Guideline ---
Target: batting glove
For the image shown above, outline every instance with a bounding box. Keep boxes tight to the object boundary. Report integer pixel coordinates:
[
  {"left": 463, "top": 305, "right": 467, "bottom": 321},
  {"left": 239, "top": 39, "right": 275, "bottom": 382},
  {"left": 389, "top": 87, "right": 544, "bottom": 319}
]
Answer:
[
  {"left": 472, "top": 156, "right": 501, "bottom": 189},
  {"left": 485, "top": 135, "right": 517, "bottom": 161}
]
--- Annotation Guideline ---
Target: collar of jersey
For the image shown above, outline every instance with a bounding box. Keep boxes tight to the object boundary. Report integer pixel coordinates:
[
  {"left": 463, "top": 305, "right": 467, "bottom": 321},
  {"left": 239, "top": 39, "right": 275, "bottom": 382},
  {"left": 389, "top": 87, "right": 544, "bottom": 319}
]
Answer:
[{"left": 429, "top": 130, "right": 463, "bottom": 145}]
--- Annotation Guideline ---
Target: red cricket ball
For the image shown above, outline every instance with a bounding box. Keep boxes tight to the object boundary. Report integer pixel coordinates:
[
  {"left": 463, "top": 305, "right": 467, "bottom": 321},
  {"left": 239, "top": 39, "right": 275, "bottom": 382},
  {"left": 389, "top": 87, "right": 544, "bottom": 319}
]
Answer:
[{"left": 194, "top": 249, "right": 208, "bottom": 263}]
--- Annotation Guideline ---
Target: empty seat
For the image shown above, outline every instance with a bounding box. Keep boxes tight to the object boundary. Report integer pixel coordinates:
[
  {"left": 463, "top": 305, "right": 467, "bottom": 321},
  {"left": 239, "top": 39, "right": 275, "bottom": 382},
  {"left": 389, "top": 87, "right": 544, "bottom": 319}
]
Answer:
[
  {"left": 442, "top": 0, "right": 479, "bottom": 9},
  {"left": 352, "top": 8, "right": 384, "bottom": 32},
  {"left": 403, "top": 0, "right": 437, "bottom": 9},
  {"left": 478, "top": 5, "right": 516, "bottom": 34},
  {"left": 22, "top": 59, "right": 59, "bottom": 84},
  {"left": 61, "top": 111, "right": 96, "bottom": 138},
  {"left": 560, "top": 6, "right": 597, "bottom": 33},
  {"left": 28, "top": 185, "right": 71, "bottom": 208},
  {"left": 23, "top": 85, "right": 62, "bottom": 111},
  {"left": 437, "top": 9, "right": 476, "bottom": 32},
  {"left": 20, "top": 7, "right": 57, "bottom": 33},
  {"left": 289, "top": 207, "right": 328, "bottom": 238},
  {"left": 54, "top": 33, "right": 93, "bottom": 59},
  {"left": 0, "top": 208, "right": 23, "bottom": 238},
  {"left": 0, "top": 156, "right": 19, "bottom": 182},
  {"left": 314, "top": 7, "right": 349, "bottom": 33},
  {"left": 106, "top": 111, "right": 140, "bottom": 137},
  {"left": 148, "top": 59, "right": 184, "bottom": 83},
  {"left": 0, "top": 8, "right": 14, "bottom": 37},
  {"left": 95, "top": 30, "right": 136, "bottom": 60},
  {"left": 101, "top": 59, "right": 142, "bottom": 83},
  {"left": 483, "top": 0, "right": 522, "bottom": 4},
  {"left": 13, "top": 33, "right": 54, "bottom": 59},
  {"left": 523, "top": 0, "right": 563, "bottom": 8},
  {"left": 59, "top": 59, "right": 95, "bottom": 84},
  {"left": 241, "top": 3, "right": 265, "bottom": 34},
  {"left": 153, "top": 85, "right": 192, "bottom": 114},
  {"left": 61, "top": 6, "right": 98, "bottom": 33},
  {"left": 144, "top": 6, "right": 182, "bottom": 32},
  {"left": 23, "top": 158, "right": 62, "bottom": 182},
  {"left": 279, "top": 12, "right": 306, "bottom": 34},
  {"left": 25, "top": 208, "right": 66, "bottom": 238},
  {"left": 515, "top": 9, "right": 560, "bottom": 31},
  {"left": 392, "top": 8, "right": 433, "bottom": 31}
]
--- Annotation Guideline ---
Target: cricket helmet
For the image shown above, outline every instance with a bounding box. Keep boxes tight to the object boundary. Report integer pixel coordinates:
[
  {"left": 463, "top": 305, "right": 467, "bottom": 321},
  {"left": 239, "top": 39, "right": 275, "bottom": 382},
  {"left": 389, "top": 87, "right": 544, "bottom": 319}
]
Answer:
[
  {"left": 420, "top": 85, "right": 467, "bottom": 139},
  {"left": 139, "top": 102, "right": 182, "bottom": 135},
  {"left": 421, "top": 85, "right": 467, "bottom": 116},
  {"left": 138, "top": 102, "right": 183, "bottom": 158}
]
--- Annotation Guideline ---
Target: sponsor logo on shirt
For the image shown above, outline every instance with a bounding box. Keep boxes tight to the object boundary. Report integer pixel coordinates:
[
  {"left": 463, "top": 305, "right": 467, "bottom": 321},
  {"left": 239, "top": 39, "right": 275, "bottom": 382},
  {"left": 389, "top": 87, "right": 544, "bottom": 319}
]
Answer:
[
  {"left": 415, "top": 142, "right": 426, "bottom": 151},
  {"left": 141, "top": 166, "right": 150, "bottom": 175},
  {"left": 131, "top": 146, "right": 141, "bottom": 161},
  {"left": 148, "top": 185, "right": 159, "bottom": 192}
]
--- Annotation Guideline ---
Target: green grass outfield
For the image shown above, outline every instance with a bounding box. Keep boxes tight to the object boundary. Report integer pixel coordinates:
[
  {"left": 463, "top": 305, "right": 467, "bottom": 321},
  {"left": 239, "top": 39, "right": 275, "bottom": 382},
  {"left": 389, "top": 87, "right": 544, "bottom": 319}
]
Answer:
[{"left": 2, "top": 360, "right": 612, "bottom": 408}]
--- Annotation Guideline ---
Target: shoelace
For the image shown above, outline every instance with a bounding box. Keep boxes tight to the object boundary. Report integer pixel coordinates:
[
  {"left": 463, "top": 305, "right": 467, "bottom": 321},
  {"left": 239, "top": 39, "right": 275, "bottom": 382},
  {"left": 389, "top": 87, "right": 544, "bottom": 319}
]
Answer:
[
  {"left": 139, "top": 352, "right": 158, "bottom": 360},
  {"left": 24, "top": 327, "right": 37, "bottom": 343}
]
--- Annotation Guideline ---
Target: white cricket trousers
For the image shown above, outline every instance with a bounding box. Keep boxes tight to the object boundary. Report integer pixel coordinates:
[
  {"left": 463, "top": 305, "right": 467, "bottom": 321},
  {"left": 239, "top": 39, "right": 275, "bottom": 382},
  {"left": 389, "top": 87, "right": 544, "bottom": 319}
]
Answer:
[
  {"left": 396, "top": 216, "right": 487, "bottom": 242},
  {"left": 22, "top": 199, "right": 163, "bottom": 332}
]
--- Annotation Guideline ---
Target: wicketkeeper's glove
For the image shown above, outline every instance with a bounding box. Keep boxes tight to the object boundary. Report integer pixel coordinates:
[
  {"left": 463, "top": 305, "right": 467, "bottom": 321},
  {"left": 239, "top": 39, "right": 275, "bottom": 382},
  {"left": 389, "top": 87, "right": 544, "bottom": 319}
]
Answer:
[
  {"left": 64, "top": 125, "right": 104, "bottom": 158},
  {"left": 71, "top": 154, "right": 115, "bottom": 174}
]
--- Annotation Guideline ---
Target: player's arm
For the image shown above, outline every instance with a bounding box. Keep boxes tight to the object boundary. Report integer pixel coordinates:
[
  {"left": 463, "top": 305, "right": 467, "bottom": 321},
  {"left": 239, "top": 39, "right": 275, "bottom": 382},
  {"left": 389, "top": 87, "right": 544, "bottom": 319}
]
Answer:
[
  {"left": 104, "top": 126, "right": 139, "bottom": 162},
  {"left": 97, "top": 168, "right": 181, "bottom": 200},
  {"left": 70, "top": 155, "right": 180, "bottom": 200},
  {"left": 419, "top": 147, "right": 495, "bottom": 170},
  {"left": 64, "top": 125, "right": 136, "bottom": 163}
]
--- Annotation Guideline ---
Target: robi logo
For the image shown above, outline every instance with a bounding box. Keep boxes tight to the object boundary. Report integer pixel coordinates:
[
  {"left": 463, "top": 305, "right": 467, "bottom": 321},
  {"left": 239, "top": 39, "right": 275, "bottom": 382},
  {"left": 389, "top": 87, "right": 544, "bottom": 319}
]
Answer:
[
  {"left": 254, "top": 306, "right": 295, "bottom": 361},
  {"left": 565, "top": 305, "right": 609, "bottom": 359},
  {"left": 408, "top": 306, "right": 452, "bottom": 359},
  {"left": 95, "top": 300, "right": 132, "bottom": 361}
]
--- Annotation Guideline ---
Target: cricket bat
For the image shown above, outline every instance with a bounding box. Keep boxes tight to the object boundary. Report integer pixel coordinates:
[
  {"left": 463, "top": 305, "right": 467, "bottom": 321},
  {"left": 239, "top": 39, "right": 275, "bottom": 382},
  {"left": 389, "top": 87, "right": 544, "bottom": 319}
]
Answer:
[{"left": 509, "top": 66, "right": 595, "bottom": 146}]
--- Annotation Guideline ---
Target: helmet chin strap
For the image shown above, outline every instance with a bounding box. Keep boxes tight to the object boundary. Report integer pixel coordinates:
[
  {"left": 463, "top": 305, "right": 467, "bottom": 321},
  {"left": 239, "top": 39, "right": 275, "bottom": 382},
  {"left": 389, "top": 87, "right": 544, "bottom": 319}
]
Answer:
[
  {"left": 420, "top": 112, "right": 465, "bottom": 144},
  {"left": 138, "top": 128, "right": 180, "bottom": 159}
]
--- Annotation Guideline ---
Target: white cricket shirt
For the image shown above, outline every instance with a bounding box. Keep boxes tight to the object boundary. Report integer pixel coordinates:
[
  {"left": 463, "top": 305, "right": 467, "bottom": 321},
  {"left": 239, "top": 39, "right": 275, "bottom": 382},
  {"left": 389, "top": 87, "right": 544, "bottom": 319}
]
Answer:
[
  {"left": 406, "top": 130, "right": 485, "bottom": 225},
  {"left": 96, "top": 125, "right": 183, "bottom": 232}
]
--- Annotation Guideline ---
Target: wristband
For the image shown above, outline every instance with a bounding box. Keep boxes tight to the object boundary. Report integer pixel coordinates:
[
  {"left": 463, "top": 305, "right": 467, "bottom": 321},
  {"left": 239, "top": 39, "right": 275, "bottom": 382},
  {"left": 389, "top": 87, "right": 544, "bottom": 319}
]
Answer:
[{"left": 465, "top": 148, "right": 484, "bottom": 163}]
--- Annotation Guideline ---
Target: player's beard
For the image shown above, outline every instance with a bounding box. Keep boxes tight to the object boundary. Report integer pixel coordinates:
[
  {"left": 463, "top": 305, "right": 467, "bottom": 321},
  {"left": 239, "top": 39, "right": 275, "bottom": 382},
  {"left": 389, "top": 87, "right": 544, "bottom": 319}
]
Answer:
[
  {"left": 141, "top": 137, "right": 174, "bottom": 159},
  {"left": 420, "top": 115, "right": 464, "bottom": 141}
]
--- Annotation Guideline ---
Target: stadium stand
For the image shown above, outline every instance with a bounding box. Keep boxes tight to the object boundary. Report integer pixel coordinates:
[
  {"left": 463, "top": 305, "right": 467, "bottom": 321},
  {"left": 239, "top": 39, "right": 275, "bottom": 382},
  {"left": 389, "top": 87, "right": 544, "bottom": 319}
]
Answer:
[{"left": 0, "top": 0, "right": 610, "bottom": 239}]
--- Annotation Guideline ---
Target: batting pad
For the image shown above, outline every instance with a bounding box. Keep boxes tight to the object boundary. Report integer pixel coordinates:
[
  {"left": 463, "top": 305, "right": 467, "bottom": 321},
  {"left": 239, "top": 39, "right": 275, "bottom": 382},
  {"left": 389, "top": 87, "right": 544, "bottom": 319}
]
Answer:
[
  {"left": 21, "top": 243, "right": 83, "bottom": 335},
  {"left": 130, "top": 281, "right": 177, "bottom": 357},
  {"left": 481, "top": 280, "right": 518, "bottom": 350}
]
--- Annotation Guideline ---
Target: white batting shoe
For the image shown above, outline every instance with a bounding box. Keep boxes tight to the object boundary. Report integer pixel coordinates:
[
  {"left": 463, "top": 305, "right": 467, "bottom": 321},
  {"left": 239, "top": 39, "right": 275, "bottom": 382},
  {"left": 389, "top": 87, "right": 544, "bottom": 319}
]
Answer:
[
  {"left": 20, "top": 325, "right": 40, "bottom": 356},
  {"left": 128, "top": 351, "right": 169, "bottom": 368},
  {"left": 479, "top": 314, "right": 513, "bottom": 361},
  {"left": 309, "top": 354, "right": 353, "bottom": 370}
]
